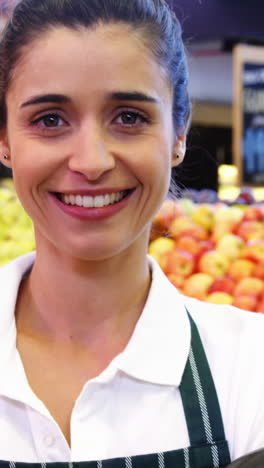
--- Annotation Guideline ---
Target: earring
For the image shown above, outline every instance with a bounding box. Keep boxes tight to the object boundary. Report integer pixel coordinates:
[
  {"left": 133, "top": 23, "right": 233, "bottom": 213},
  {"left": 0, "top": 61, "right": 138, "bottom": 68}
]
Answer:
[{"left": 3, "top": 154, "right": 9, "bottom": 160}]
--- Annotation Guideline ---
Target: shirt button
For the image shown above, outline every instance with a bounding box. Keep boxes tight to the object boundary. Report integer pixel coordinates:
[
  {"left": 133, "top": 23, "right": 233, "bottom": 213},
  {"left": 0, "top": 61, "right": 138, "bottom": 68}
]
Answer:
[{"left": 43, "top": 435, "right": 55, "bottom": 447}]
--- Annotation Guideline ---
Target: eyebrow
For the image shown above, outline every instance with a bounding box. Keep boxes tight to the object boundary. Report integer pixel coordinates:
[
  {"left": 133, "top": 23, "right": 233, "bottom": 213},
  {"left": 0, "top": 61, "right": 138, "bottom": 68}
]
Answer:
[
  {"left": 110, "top": 91, "right": 159, "bottom": 103},
  {"left": 20, "top": 91, "right": 159, "bottom": 109},
  {"left": 20, "top": 94, "right": 71, "bottom": 108}
]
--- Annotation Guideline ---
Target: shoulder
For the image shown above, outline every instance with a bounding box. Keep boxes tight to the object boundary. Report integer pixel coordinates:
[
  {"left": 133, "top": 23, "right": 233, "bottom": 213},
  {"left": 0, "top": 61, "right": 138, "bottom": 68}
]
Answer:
[
  {"left": 0, "top": 251, "right": 36, "bottom": 295},
  {"left": 184, "top": 295, "right": 264, "bottom": 351},
  {"left": 183, "top": 295, "right": 264, "bottom": 377}
]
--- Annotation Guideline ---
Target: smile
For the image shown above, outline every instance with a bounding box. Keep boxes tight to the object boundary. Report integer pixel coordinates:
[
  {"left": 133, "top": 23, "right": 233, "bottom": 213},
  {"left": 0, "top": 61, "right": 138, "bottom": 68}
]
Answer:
[{"left": 55, "top": 190, "right": 131, "bottom": 208}]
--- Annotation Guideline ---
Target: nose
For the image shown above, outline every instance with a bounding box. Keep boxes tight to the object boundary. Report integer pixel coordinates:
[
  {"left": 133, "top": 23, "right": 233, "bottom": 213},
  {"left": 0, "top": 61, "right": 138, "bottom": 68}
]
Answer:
[{"left": 68, "top": 123, "right": 115, "bottom": 181}]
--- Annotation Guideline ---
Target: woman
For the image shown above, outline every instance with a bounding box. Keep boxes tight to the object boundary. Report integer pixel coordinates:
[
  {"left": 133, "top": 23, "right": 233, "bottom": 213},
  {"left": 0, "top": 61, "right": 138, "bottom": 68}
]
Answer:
[{"left": 0, "top": 0, "right": 264, "bottom": 466}]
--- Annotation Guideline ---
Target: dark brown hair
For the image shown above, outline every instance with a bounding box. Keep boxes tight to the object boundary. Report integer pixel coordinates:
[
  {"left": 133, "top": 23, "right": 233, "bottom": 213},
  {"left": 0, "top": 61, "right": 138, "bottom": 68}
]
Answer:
[{"left": 0, "top": 0, "right": 190, "bottom": 134}]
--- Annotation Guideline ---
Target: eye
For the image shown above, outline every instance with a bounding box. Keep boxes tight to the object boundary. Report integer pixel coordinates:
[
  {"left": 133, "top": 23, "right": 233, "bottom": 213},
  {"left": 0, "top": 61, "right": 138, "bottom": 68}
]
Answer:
[
  {"left": 42, "top": 114, "right": 62, "bottom": 127},
  {"left": 31, "top": 113, "right": 66, "bottom": 129},
  {"left": 115, "top": 111, "right": 150, "bottom": 127}
]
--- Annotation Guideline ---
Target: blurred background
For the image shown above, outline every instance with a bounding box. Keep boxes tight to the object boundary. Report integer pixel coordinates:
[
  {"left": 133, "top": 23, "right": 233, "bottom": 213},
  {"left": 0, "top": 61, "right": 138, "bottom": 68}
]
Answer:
[{"left": 171, "top": 0, "right": 264, "bottom": 202}]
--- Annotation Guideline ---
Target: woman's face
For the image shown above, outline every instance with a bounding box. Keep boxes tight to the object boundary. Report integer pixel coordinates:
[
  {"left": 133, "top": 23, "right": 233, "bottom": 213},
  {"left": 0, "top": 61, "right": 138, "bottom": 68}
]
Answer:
[{"left": 2, "top": 23, "right": 185, "bottom": 260}]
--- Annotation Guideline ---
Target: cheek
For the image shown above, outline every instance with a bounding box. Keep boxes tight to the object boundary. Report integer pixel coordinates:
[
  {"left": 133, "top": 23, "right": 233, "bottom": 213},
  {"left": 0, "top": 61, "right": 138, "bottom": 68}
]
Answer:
[
  {"left": 10, "top": 139, "right": 53, "bottom": 206},
  {"left": 131, "top": 139, "right": 172, "bottom": 186},
  {"left": 11, "top": 138, "right": 57, "bottom": 177}
]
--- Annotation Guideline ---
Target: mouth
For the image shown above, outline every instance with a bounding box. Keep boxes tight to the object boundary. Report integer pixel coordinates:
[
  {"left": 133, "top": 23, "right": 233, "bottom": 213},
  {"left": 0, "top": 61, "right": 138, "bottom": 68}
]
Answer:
[{"left": 52, "top": 189, "right": 134, "bottom": 208}]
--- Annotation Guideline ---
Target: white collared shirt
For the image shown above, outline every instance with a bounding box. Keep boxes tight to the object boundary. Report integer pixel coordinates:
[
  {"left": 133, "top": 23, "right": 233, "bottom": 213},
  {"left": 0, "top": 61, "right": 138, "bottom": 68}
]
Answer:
[{"left": 0, "top": 252, "right": 264, "bottom": 463}]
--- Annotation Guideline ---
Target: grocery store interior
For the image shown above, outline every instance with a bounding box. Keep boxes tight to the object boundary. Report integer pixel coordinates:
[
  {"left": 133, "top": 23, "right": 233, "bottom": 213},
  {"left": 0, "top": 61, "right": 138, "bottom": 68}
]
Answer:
[{"left": 0, "top": 0, "right": 264, "bottom": 312}]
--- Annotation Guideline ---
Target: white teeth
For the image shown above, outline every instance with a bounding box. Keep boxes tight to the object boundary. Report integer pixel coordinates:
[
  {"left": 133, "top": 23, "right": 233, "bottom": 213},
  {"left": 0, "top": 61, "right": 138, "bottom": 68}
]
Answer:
[
  {"left": 61, "top": 191, "right": 128, "bottom": 208},
  {"left": 83, "top": 196, "right": 94, "bottom": 208},
  {"left": 94, "top": 196, "right": 104, "bottom": 208},
  {"left": 76, "top": 195, "right": 83, "bottom": 207}
]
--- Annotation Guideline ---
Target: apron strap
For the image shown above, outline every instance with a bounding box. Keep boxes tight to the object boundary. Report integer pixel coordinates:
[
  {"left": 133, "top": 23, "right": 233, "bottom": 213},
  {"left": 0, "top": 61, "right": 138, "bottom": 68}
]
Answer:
[{"left": 180, "top": 309, "right": 227, "bottom": 447}]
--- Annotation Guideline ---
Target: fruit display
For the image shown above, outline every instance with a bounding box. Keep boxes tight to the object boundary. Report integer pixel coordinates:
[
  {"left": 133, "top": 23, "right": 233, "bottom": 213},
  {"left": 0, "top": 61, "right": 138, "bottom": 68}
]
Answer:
[
  {"left": 149, "top": 199, "right": 264, "bottom": 313},
  {"left": 0, "top": 179, "right": 35, "bottom": 265},
  {"left": 0, "top": 178, "right": 263, "bottom": 312}
]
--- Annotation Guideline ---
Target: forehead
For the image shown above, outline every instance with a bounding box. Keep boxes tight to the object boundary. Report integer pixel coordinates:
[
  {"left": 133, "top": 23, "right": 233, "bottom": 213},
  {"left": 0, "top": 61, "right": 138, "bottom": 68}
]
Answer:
[{"left": 8, "top": 23, "right": 172, "bottom": 106}]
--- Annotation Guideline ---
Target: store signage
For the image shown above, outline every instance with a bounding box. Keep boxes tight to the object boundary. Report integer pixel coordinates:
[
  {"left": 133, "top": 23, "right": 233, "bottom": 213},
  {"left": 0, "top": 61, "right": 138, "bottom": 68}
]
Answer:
[{"left": 233, "top": 45, "right": 264, "bottom": 186}]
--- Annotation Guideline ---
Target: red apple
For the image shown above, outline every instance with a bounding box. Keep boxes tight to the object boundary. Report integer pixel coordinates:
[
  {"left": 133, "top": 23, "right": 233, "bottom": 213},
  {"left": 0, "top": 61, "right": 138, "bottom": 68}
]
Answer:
[
  {"left": 256, "top": 296, "right": 264, "bottom": 313},
  {"left": 166, "top": 248, "right": 195, "bottom": 277},
  {"left": 233, "top": 295, "right": 258, "bottom": 312},
  {"left": 234, "top": 277, "right": 264, "bottom": 298},
  {"left": 208, "top": 276, "right": 236, "bottom": 295},
  {"left": 176, "top": 235, "right": 201, "bottom": 257},
  {"left": 183, "top": 273, "right": 214, "bottom": 301},
  {"left": 167, "top": 273, "right": 185, "bottom": 289},
  {"left": 211, "top": 221, "right": 238, "bottom": 242},
  {"left": 228, "top": 259, "right": 255, "bottom": 281},
  {"left": 236, "top": 220, "right": 264, "bottom": 242},
  {"left": 253, "top": 261, "right": 264, "bottom": 280},
  {"left": 198, "top": 250, "right": 230, "bottom": 279},
  {"left": 169, "top": 216, "right": 193, "bottom": 239},
  {"left": 195, "top": 240, "right": 215, "bottom": 262},
  {"left": 169, "top": 216, "right": 208, "bottom": 241},
  {"left": 187, "top": 225, "right": 209, "bottom": 241},
  {"left": 242, "top": 240, "right": 264, "bottom": 263},
  {"left": 243, "top": 205, "right": 264, "bottom": 222}
]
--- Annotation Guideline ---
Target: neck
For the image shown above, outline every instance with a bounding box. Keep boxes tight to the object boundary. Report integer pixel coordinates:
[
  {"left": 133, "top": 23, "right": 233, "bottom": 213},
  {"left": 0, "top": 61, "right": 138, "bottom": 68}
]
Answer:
[{"left": 16, "top": 239, "right": 151, "bottom": 349}]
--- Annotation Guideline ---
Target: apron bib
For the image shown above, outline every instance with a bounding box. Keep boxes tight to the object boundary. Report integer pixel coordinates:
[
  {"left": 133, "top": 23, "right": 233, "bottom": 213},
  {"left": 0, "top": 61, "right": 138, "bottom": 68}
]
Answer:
[{"left": 1, "top": 310, "right": 231, "bottom": 468}]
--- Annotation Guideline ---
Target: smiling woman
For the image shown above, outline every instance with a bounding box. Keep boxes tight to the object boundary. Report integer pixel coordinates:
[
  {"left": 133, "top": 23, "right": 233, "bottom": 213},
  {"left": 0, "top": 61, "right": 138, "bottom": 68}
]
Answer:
[{"left": 0, "top": 1, "right": 263, "bottom": 467}]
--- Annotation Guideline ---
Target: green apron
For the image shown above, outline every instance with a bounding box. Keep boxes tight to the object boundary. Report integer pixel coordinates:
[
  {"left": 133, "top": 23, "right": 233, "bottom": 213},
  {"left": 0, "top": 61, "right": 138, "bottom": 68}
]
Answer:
[{"left": 2, "top": 310, "right": 231, "bottom": 468}]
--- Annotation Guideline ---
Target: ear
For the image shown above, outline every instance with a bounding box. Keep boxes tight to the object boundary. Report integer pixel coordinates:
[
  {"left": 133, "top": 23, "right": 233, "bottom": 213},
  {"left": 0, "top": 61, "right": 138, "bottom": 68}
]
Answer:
[
  {"left": 0, "top": 129, "right": 11, "bottom": 169},
  {"left": 171, "top": 133, "right": 187, "bottom": 168}
]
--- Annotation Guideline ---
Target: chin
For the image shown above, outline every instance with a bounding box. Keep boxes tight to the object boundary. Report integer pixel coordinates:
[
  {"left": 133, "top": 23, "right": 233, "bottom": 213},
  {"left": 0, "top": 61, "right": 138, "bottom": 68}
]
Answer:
[
  {"left": 35, "top": 225, "right": 144, "bottom": 263},
  {"left": 56, "top": 238, "right": 132, "bottom": 263}
]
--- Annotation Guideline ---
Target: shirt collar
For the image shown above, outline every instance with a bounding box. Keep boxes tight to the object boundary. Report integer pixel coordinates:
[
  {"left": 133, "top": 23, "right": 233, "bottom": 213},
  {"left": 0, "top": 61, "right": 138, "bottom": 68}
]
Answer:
[
  {"left": 0, "top": 251, "right": 35, "bottom": 334},
  {"left": 0, "top": 252, "right": 191, "bottom": 398},
  {"left": 0, "top": 252, "right": 48, "bottom": 410}
]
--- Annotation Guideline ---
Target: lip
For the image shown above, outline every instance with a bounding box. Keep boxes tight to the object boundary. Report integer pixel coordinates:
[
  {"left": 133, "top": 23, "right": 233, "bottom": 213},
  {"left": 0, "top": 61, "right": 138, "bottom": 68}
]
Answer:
[{"left": 49, "top": 188, "right": 136, "bottom": 221}]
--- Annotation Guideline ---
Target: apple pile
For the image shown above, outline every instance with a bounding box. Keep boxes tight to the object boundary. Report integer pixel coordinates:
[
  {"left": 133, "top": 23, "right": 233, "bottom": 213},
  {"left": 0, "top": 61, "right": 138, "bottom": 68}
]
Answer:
[{"left": 149, "top": 199, "right": 264, "bottom": 313}]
